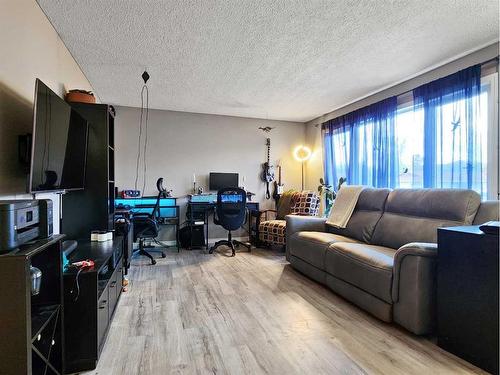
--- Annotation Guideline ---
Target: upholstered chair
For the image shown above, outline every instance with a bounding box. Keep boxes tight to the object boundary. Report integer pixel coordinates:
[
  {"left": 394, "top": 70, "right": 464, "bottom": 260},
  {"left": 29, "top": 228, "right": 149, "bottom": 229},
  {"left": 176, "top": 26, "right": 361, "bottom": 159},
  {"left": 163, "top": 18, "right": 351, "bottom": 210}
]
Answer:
[{"left": 259, "top": 190, "right": 320, "bottom": 247}]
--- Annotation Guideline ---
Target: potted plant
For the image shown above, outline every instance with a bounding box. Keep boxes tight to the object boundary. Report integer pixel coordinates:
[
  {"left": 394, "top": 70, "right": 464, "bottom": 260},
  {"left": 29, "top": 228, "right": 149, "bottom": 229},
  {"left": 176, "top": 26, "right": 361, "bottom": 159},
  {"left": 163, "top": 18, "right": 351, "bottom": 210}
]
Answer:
[
  {"left": 317, "top": 177, "right": 346, "bottom": 217},
  {"left": 65, "top": 89, "right": 96, "bottom": 104}
]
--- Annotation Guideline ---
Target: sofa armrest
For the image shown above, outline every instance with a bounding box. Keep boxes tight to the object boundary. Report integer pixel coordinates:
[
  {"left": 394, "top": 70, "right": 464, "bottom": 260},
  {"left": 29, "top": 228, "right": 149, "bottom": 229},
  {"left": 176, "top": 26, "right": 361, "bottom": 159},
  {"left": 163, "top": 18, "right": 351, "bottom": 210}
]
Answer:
[
  {"left": 285, "top": 215, "right": 327, "bottom": 260},
  {"left": 392, "top": 242, "right": 437, "bottom": 302},
  {"left": 392, "top": 242, "right": 438, "bottom": 335}
]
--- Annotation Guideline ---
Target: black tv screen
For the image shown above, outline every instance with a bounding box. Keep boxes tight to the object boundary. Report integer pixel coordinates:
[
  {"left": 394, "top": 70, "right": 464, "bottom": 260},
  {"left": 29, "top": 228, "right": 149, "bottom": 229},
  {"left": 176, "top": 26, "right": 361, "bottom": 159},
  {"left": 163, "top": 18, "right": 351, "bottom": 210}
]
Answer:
[
  {"left": 29, "top": 79, "right": 89, "bottom": 193},
  {"left": 209, "top": 173, "right": 239, "bottom": 191}
]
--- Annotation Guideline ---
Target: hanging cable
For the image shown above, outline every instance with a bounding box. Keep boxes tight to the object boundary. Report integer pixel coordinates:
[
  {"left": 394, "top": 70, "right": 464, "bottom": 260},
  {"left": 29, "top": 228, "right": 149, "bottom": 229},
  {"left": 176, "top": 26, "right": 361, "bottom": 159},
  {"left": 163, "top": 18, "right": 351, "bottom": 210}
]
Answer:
[
  {"left": 134, "top": 71, "right": 150, "bottom": 192},
  {"left": 134, "top": 108, "right": 142, "bottom": 190},
  {"left": 142, "top": 84, "right": 149, "bottom": 194}
]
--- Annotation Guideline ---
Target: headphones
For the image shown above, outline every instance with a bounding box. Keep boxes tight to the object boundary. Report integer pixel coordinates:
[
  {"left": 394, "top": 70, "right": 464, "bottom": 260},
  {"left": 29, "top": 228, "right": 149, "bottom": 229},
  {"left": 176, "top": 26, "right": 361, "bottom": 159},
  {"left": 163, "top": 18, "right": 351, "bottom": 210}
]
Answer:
[{"left": 157, "top": 177, "right": 168, "bottom": 198}]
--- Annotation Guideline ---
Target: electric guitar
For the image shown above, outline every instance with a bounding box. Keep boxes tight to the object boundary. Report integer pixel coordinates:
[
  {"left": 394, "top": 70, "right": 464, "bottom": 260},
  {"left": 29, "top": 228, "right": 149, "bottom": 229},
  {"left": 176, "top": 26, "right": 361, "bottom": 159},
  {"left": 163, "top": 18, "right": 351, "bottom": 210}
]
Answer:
[
  {"left": 261, "top": 138, "right": 275, "bottom": 199},
  {"left": 272, "top": 164, "right": 284, "bottom": 205}
]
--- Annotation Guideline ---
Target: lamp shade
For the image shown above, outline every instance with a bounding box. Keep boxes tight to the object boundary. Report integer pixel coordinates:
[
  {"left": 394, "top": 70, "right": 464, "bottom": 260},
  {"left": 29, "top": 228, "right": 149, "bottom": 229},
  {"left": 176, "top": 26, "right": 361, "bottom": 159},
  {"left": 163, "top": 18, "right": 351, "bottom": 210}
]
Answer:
[{"left": 293, "top": 145, "right": 312, "bottom": 162}]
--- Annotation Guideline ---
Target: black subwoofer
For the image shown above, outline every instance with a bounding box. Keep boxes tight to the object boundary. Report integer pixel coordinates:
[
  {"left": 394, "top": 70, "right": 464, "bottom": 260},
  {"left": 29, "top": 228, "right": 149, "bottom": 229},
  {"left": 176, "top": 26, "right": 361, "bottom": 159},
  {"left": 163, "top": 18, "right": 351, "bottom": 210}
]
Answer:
[{"left": 179, "top": 225, "right": 205, "bottom": 249}]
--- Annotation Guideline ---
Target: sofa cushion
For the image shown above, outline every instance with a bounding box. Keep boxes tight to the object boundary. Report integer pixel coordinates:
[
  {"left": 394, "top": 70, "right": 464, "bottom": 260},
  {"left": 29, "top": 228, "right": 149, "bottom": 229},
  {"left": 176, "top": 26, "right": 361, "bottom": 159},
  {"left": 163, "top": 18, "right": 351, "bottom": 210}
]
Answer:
[
  {"left": 326, "top": 188, "right": 390, "bottom": 243},
  {"left": 371, "top": 189, "right": 481, "bottom": 249},
  {"left": 473, "top": 201, "right": 500, "bottom": 225},
  {"left": 325, "top": 242, "right": 396, "bottom": 303},
  {"left": 289, "top": 231, "right": 359, "bottom": 269}
]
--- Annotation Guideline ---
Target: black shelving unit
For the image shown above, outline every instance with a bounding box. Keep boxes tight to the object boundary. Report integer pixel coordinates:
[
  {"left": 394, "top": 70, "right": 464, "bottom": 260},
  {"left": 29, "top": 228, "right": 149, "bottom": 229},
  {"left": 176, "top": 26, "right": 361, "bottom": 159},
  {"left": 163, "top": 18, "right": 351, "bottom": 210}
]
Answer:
[
  {"left": 63, "top": 238, "right": 124, "bottom": 373},
  {"left": 62, "top": 103, "right": 116, "bottom": 240},
  {"left": 0, "top": 235, "right": 65, "bottom": 375}
]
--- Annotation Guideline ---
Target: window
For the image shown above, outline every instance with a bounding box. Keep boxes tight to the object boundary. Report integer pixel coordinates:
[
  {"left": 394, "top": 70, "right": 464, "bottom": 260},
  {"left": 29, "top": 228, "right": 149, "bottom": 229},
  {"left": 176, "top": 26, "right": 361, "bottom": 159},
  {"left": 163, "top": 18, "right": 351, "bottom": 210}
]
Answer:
[
  {"left": 323, "top": 66, "right": 498, "bottom": 200},
  {"left": 394, "top": 75, "right": 496, "bottom": 198}
]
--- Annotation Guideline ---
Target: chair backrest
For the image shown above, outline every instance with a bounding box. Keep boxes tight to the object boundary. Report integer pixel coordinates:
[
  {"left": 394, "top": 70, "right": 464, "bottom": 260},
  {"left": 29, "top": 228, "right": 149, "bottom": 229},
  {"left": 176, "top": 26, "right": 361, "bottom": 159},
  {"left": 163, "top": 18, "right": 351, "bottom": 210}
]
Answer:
[
  {"left": 276, "top": 190, "right": 300, "bottom": 219},
  {"left": 151, "top": 191, "right": 161, "bottom": 220},
  {"left": 215, "top": 187, "right": 247, "bottom": 231}
]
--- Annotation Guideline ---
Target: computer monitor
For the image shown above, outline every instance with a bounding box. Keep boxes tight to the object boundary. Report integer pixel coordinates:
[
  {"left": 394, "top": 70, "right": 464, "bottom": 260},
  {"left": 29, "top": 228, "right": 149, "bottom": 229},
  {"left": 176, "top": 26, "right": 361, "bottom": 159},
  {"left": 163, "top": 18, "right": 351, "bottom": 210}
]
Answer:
[{"left": 209, "top": 173, "right": 239, "bottom": 191}]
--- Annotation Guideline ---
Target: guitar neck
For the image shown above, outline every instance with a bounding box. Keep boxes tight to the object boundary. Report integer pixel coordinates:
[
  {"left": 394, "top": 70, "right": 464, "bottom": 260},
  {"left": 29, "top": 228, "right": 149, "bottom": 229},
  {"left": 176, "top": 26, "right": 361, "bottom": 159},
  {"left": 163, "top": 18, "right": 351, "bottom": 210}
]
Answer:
[{"left": 266, "top": 138, "right": 271, "bottom": 164}]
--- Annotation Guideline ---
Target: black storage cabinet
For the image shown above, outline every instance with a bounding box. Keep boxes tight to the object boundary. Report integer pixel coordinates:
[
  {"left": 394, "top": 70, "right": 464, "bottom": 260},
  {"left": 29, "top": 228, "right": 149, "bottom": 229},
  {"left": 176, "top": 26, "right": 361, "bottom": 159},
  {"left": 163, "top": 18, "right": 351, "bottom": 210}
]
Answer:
[
  {"left": 437, "top": 226, "right": 499, "bottom": 374},
  {"left": 63, "top": 238, "right": 124, "bottom": 373},
  {"left": 0, "top": 235, "right": 65, "bottom": 375}
]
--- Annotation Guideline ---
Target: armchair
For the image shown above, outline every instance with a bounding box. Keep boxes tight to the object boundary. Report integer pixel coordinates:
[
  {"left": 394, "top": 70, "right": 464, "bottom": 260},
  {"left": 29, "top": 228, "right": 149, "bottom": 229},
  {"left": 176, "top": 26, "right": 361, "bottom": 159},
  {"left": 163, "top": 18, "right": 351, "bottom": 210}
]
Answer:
[{"left": 259, "top": 190, "right": 320, "bottom": 247}]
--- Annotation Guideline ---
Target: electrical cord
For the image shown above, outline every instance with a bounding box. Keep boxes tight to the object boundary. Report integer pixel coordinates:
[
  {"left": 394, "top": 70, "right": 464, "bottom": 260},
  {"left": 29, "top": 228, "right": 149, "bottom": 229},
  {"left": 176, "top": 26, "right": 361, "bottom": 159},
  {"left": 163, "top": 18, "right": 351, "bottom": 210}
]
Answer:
[
  {"left": 69, "top": 266, "right": 84, "bottom": 302},
  {"left": 134, "top": 81, "right": 150, "bottom": 193},
  {"left": 142, "top": 84, "right": 149, "bottom": 195},
  {"left": 68, "top": 260, "right": 94, "bottom": 302},
  {"left": 134, "top": 86, "right": 144, "bottom": 191}
]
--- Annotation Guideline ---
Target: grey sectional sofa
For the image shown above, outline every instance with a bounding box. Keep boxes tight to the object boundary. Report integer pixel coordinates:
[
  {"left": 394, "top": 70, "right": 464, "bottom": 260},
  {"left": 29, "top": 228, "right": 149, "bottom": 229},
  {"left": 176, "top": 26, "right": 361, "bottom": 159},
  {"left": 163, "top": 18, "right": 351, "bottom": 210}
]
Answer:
[{"left": 286, "top": 188, "right": 499, "bottom": 335}]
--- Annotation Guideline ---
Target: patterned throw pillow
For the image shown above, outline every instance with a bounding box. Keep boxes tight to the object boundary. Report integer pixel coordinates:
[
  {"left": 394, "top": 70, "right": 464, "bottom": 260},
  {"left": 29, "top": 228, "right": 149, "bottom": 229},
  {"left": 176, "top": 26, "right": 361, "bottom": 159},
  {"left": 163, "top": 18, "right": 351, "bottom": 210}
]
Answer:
[{"left": 290, "top": 191, "right": 320, "bottom": 216}]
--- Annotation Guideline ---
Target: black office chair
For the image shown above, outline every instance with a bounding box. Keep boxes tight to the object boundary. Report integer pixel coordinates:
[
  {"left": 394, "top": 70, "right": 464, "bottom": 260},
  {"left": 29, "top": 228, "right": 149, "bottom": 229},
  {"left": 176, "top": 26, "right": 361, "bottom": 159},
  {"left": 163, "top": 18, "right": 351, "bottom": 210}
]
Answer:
[
  {"left": 132, "top": 189, "right": 167, "bottom": 265},
  {"left": 209, "top": 187, "right": 251, "bottom": 257}
]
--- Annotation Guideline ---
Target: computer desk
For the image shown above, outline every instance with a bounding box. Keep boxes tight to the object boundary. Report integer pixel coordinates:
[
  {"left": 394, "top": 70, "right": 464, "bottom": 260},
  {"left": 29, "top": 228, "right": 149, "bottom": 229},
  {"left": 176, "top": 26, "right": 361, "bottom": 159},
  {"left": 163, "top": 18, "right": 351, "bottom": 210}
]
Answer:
[{"left": 186, "top": 201, "right": 260, "bottom": 250}]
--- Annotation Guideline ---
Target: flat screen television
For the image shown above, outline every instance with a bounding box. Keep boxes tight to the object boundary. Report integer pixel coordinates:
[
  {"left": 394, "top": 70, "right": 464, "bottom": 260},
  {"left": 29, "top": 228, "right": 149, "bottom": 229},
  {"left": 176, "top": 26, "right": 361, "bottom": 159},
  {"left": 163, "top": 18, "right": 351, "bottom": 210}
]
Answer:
[
  {"left": 209, "top": 172, "right": 239, "bottom": 191},
  {"left": 29, "top": 79, "right": 89, "bottom": 193}
]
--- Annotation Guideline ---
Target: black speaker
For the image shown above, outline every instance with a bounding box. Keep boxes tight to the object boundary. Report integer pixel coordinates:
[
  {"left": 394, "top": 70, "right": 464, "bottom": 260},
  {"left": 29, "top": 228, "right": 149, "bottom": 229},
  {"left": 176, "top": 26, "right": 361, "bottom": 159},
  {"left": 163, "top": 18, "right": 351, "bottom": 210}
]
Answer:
[
  {"left": 37, "top": 199, "right": 53, "bottom": 239},
  {"left": 179, "top": 225, "right": 205, "bottom": 248}
]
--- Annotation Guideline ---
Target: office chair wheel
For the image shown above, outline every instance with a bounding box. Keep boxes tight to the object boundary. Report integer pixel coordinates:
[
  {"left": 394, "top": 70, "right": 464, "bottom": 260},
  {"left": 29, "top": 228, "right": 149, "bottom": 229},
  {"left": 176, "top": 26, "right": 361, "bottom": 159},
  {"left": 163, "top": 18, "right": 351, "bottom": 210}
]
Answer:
[
  {"left": 231, "top": 250, "right": 235, "bottom": 257},
  {"left": 161, "top": 252, "right": 166, "bottom": 258},
  {"left": 151, "top": 259, "right": 157, "bottom": 265},
  {"left": 209, "top": 247, "right": 214, "bottom": 254}
]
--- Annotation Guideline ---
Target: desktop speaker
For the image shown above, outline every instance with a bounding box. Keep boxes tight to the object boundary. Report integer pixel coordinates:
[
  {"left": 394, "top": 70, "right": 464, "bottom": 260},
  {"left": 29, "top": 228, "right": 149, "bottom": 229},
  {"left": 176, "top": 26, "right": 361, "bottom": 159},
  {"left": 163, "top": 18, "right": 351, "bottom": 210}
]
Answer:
[{"left": 37, "top": 199, "right": 53, "bottom": 239}]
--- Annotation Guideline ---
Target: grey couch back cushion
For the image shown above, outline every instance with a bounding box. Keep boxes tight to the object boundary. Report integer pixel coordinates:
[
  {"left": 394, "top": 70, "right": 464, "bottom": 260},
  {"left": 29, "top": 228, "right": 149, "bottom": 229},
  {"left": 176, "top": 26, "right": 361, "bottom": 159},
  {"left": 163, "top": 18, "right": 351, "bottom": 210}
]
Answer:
[
  {"left": 326, "top": 188, "right": 390, "bottom": 243},
  {"left": 371, "top": 189, "right": 481, "bottom": 249},
  {"left": 473, "top": 201, "right": 500, "bottom": 224}
]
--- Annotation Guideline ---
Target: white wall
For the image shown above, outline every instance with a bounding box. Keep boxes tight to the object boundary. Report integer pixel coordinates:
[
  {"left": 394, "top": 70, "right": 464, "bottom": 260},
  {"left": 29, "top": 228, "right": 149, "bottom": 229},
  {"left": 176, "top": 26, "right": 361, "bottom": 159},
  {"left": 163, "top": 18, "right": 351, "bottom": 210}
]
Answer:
[
  {"left": 0, "top": 0, "right": 95, "bottom": 233},
  {"left": 115, "top": 106, "right": 305, "bottom": 240}
]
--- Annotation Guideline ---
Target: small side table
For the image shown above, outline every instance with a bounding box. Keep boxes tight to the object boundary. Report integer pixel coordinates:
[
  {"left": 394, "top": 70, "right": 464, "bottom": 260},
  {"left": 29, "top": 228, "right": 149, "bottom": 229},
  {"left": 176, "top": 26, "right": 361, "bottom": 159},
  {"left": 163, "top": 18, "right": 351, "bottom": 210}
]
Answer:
[{"left": 437, "top": 226, "right": 499, "bottom": 374}]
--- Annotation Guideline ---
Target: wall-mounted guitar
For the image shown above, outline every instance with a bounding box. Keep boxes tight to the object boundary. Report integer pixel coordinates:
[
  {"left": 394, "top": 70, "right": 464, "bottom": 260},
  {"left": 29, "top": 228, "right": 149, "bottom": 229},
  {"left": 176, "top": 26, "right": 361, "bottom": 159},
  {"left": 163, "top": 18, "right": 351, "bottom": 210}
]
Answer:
[
  {"left": 261, "top": 138, "right": 275, "bottom": 199},
  {"left": 272, "top": 164, "right": 284, "bottom": 206}
]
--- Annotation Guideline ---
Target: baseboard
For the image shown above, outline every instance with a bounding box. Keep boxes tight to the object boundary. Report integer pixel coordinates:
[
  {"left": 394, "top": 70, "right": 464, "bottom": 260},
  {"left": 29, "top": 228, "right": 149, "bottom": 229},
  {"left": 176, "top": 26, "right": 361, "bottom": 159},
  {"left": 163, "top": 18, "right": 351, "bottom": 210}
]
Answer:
[
  {"left": 132, "top": 239, "right": 177, "bottom": 250},
  {"left": 208, "top": 236, "right": 250, "bottom": 244},
  {"left": 132, "top": 237, "right": 251, "bottom": 250}
]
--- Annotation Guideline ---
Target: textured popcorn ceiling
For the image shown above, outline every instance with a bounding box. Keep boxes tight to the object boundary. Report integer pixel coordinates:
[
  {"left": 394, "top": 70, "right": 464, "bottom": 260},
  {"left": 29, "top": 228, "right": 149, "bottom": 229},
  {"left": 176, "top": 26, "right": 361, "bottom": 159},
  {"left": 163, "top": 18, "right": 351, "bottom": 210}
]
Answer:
[{"left": 37, "top": 0, "right": 498, "bottom": 122}]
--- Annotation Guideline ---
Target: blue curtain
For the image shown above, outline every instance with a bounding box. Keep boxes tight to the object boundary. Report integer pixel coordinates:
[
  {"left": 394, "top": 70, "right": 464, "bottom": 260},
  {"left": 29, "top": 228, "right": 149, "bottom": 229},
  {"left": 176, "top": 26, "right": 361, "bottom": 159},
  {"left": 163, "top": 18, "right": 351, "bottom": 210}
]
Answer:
[
  {"left": 413, "top": 65, "right": 483, "bottom": 194},
  {"left": 322, "top": 97, "right": 399, "bottom": 188}
]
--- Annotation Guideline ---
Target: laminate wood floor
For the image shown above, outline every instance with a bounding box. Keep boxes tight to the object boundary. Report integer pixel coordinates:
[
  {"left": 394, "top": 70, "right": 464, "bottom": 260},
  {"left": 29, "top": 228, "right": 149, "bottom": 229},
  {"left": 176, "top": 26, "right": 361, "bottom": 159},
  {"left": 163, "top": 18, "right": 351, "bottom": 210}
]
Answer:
[{"left": 88, "top": 248, "right": 485, "bottom": 375}]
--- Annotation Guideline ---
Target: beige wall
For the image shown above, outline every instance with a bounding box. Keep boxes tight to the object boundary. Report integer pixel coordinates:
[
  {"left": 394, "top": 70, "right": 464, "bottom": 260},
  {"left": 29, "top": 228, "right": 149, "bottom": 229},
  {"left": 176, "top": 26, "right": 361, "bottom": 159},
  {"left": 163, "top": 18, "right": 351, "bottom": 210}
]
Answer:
[
  {"left": 115, "top": 106, "right": 305, "bottom": 240},
  {"left": 0, "top": 0, "right": 95, "bottom": 232}
]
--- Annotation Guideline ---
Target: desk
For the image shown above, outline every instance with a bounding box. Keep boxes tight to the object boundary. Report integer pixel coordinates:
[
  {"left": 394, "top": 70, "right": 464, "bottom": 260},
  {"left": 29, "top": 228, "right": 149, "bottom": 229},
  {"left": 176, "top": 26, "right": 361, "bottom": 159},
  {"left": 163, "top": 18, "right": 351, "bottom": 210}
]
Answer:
[
  {"left": 186, "top": 201, "right": 259, "bottom": 250},
  {"left": 115, "top": 197, "right": 180, "bottom": 249}
]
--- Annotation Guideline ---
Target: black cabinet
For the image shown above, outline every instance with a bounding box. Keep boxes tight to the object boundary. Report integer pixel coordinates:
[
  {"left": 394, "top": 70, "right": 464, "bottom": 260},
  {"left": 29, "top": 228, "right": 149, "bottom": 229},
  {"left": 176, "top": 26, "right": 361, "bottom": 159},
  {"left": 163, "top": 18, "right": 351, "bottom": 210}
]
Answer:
[
  {"left": 63, "top": 238, "right": 123, "bottom": 373},
  {"left": 62, "top": 103, "right": 115, "bottom": 240},
  {"left": 0, "top": 235, "right": 65, "bottom": 375},
  {"left": 437, "top": 226, "right": 499, "bottom": 374}
]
